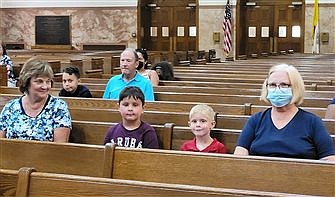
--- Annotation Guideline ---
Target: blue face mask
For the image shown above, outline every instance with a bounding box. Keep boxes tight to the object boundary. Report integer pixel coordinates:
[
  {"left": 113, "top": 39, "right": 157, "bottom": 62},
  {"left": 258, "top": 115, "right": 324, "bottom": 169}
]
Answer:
[{"left": 266, "top": 88, "right": 293, "bottom": 107}]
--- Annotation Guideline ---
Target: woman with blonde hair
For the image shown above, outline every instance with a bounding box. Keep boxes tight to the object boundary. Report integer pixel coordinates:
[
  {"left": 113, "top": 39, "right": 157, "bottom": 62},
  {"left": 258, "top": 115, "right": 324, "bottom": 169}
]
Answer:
[{"left": 234, "top": 64, "right": 335, "bottom": 161}]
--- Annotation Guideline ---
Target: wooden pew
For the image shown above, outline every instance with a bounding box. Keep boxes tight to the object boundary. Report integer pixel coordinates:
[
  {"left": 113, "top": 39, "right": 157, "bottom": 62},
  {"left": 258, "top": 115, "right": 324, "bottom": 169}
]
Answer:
[
  {"left": 71, "top": 120, "right": 174, "bottom": 150},
  {"left": 172, "top": 75, "right": 333, "bottom": 86},
  {"left": 71, "top": 120, "right": 238, "bottom": 151},
  {"left": 51, "top": 82, "right": 335, "bottom": 99},
  {"left": 85, "top": 57, "right": 104, "bottom": 78},
  {"left": 0, "top": 93, "right": 333, "bottom": 134},
  {"left": 3, "top": 85, "right": 332, "bottom": 108},
  {"left": 110, "top": 147, "right": 335, "bottom": 196},
  {"left": 67, "top": 108, "right": 335, "bottom": 135},
  {"left": 77, "top": 78, "right": 335, "bottom": 91},
  {"left": 6, "top": 167, "right": 299, "bottom": 197},
  {"left": 0, "top": 93, "right": 328, "bottom": 118},
  {"left": 207, "top": 49, "right": 221, "bottom": 63},
  {"left": 0, "top": 168, "right": 19, "bottom": 196},
  {"left": 70, "top": 120, "right": 335, "bottom": 154},
  {"left": 2, "top": 144, "right": 333, "bottom": 196},
  {"left": 0, "top": 66, "right": 7, "bottom": 86},
  {"left": 174, "top": 70, "right": 335, "bottom": 85},
  {"left": 159, "top": 81, "right": 335, "bottom": 91},
  {"left": 0, "top": 138, "right": 113, "bottom": 178},
  {"left": 172, "top": 66, "right": 335, "bottom": 77},
  {"left": 153, "top": 92, "right": 332, "bottom": 108}
]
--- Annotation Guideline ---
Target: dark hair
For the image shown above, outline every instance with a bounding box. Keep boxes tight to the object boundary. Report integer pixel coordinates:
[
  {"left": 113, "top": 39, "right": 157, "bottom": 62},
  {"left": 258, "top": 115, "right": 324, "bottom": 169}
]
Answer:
[
  {"left": 18, "top": 58, "right": 53, "bottom": 94},
  {"left": 135, "top": 48, "right": 149, "bottom": 69},
  {"left": 135, "top": 48, "right": 148, "bottom": 61},
  {"left": 151, "top": 61, "right": 174, "bottom": 80},
  {"left": 63, "top": 65, "right": 81, "bottom": 79},
  {"left": 119, "top": 86, "right": 145, "bottom": 106},
  {"left": 1, "top": 43, "right": 8, "bottom": 55}
]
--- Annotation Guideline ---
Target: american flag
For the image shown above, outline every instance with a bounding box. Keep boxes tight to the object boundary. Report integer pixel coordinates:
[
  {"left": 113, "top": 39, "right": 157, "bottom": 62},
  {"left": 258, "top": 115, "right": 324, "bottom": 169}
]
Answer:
[{"left": 223, "top": 0, "right": 232, "bottom": 54}]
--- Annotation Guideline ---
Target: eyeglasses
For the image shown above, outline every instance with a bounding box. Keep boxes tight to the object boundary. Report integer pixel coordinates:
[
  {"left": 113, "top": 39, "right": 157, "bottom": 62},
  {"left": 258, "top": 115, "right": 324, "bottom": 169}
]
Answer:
[{"left": 267, "top": 83, "right": 291, "bottom": 89}]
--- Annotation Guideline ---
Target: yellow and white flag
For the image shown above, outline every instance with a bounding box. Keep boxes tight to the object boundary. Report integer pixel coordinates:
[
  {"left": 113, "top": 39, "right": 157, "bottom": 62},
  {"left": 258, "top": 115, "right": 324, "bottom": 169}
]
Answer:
[{"left": 312, "top": 0, "right": 319, "bottom": 54}]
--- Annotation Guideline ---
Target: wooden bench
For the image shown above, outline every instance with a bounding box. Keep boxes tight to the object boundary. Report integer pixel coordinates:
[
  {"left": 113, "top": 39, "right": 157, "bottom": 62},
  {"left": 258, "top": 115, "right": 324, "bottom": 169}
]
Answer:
[
  {"left": 109, "top": 147, "right": 335, "bottom": 196},
  {"left": 0, "top": 93, "right": 328, "bottom": 118},
  {"left": 85, "top": 57, "right": 104, "bottom": 78},
  {"left": 71, "top": 120, "right": 173, "bottom": 150},
  {"left": 1, "top": 141, "right": 334, "bottom": 196},
  {"left": 70, "top": 120, "right": 335, "bottom": 154},
  {"left": 0, "top": 93, "right": 334, "bottom": 134},
  {"left": 67, "top": 108, "right": 335, "bottom": 135},
  {"left": 206, "top": 49, "right": 221, "bottom": 63},
  {"left": 50, "top": 82, "right": 335, "bottom": 99},
  {"left": 82, "top": 43, "right": 126, "bottom": 51},
  {"left": 2, "top": 167, "right": 299, "bottom": 197},
  {"left": 0, "top": 66, "right": 7, "bottom": 86},
  {"left": 0, "top": 138, "right": 113, "bottom": 178},
  {"left": 77, "top": 77, "right": 335, "bottom": 91},
  {"left": 0, "top": 168, "right": 19, "bottom": 196},
  {"left": 154, "top": 92, "right": 332, "bottom": 108},
  {"left": 1, "top": 86, "right": 332, "bottom": 109},
  {"left": 172, "top": 66, "right": 335, "bottom": 78}
]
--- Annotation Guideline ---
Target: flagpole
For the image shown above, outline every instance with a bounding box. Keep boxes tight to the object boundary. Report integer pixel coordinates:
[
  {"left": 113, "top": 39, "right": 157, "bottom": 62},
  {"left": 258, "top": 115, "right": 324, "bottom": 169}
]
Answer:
[
  {"left": 312, "top": 0, "right": 319, "bottom": 54},
  {"left": 223, "top": 0, "right": 233, "bottom": 60},
  {"left": 317, "top": 2, "right": 320, "bottom": 54}
]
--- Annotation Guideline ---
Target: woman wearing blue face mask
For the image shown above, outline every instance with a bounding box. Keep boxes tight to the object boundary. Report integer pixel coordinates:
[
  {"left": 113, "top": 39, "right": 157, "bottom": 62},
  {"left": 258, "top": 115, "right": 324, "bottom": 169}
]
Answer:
[{"left": 234, "top": 64, "right": 335, "bottom": 161}]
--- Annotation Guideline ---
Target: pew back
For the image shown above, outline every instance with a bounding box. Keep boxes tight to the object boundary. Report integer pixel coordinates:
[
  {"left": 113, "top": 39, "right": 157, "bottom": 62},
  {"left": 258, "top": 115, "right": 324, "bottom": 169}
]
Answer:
[
  {"left": 71, "top": 120, "right": 173, "bottom": 150},
  {"left": 3, "top": 167, "right": 303, "bottom": 197},
  {"left": 0, "top": 139, "right": 113, "bottom": 178},
  {"left": 111, "top": 147, "right": 335, "bottom": 196}
]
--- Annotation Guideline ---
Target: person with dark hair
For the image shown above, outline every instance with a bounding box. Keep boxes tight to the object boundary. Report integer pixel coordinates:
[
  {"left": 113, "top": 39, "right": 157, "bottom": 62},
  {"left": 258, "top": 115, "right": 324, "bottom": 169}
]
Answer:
[
  {"left": 0, "top": 43, "right": 15, "bottom": 87},
  {"left": 103, "top": 48, "right": 155, "bottom": 101},
  {"left": 104, "top": 86, "right": 159, "bottom": 149},
  {"left": 151, "top": 61, "right": 174, "bottom": 80},
  {"left": 135, "top": 48, "right": 159, "bottom": 86},
  {"left": 59, "top": 65, "right": 92, "bottom": 98},
  {"left": 0, "top": 57, "right": 71, "bottom": 142}
]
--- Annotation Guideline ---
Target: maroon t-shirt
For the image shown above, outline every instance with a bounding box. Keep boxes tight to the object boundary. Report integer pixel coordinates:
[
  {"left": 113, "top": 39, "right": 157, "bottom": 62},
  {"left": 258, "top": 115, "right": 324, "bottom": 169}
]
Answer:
[{"left": 104, "top": 121, "right": 159, "bottom": 149}]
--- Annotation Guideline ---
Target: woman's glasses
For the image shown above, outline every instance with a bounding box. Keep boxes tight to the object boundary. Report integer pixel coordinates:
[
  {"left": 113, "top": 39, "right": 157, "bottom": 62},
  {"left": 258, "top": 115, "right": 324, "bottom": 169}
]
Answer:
[{"left": 267, "top": 83, "right": 291, "bottom": 90}]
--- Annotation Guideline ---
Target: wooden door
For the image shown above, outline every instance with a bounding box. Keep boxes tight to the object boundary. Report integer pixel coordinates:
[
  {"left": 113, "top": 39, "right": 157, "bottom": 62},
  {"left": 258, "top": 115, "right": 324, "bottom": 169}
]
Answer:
[
  {"left": 238, "top": 0, "right": 304, "bottom": 56},
  {"left": 275, "top": 4, "right": 304, "bottom": 52},
  {"left": 245, "top": 6, "right": 274, "bottom": 56},
  {"left": 138, "top": 0, "right": 197, "bottom": 51}
]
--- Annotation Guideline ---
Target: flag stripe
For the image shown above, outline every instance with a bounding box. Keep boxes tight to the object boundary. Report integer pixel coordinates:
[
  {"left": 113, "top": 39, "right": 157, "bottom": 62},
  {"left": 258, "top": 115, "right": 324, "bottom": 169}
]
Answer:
[{"left": 223, "top": 0, "right": 232, "bottom": 54}]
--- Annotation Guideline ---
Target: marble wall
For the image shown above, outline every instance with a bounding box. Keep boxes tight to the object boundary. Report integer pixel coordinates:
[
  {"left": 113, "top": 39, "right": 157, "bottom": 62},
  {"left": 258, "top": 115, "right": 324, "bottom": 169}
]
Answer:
[
  {"left": 304, "top": 4, "right": 335, "bottom": 53},
  {"left": 198, "top": 6, "right": 234, "bottom": 59},
  {"left": 0, "top": 8, "right": 138, "bottom": 49}
]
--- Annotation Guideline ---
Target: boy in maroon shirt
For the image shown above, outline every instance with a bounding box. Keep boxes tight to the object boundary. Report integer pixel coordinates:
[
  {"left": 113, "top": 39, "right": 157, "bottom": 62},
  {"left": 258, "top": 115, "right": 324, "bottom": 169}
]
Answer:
[{"left": 104, "top": 86, "right": 159, "bottom": 149}]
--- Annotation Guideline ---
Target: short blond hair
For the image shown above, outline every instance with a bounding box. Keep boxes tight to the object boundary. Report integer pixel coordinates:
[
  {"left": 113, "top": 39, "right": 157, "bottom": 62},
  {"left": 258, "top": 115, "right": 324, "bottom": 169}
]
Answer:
[
  {"left": 260, "top": 64, "right": 305, "bottom": 106},
  {"left": 189, "top": 104, "right": 215, "bottom": 121}
]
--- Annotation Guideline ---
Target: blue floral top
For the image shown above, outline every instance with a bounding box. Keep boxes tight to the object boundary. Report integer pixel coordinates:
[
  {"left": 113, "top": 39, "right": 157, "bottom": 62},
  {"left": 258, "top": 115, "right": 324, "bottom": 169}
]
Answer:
[
  {"left": 0, "top": 95, "right": 72, "bottom": 141},
  {"left": 0, "top": 54, "right": 14, "bottom": 79}
]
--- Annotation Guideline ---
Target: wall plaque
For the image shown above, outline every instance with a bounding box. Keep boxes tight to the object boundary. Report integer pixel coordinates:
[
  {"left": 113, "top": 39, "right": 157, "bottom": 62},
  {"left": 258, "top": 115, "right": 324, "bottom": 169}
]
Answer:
[{"left": 35, "top": 16, "right": 70, "bottom": 45}]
